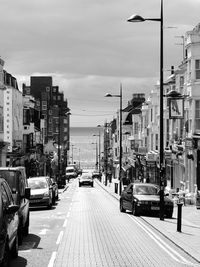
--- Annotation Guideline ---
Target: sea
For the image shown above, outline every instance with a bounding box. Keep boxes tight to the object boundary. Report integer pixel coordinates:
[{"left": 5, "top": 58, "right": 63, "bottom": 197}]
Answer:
[{"left": 70, "top": 127, "right": 103, "bottom": 169}]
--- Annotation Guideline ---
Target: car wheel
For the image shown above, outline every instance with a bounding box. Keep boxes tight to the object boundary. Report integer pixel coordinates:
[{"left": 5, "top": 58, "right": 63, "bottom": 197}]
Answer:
[
  {"left": 11, "top": 235, "right": 18, "bottom": 258},
  {"left": 91, "top": 183, "right": 94, "bottom": 187},
  {"left": 132, "top": 203, "right": 139, "bottom": 216},
  {"left": 18, "top": 220, "right": 23, "bottom": 245},
  {"left": 1, "top": 240, "right": 10, "bottom": 267},
  {"left": 120, "top": 200, "right": 125, "bottom": 213},
  {"left": 23, "top": 212, "right": 29, "bottom": 236},
  {"left": 47, "top": 198, "right": 52, "bottom": 209},
  {"left": 52, "top": 195, "right": 56, "bottom": 205},
  {"left": 79, "top": 183, "right": 81, "bottom": 187}
]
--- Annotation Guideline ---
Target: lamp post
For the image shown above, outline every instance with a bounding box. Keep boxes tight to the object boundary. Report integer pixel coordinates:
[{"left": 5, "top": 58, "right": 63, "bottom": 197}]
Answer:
[
  {"left": 105, "top": 83, "right": 122, "bottom": 195},
  {"left": 91, "top": 142, "right": 98, "bottom": 169},
  {"left": 71, "top": 144, "right": 75, "bottom": 164},
  {"left": 127, "top": 0, "right": 165, "bottom": 220},
  {"left": 93, "top": 127, "right": 101, "bottom": 172}
]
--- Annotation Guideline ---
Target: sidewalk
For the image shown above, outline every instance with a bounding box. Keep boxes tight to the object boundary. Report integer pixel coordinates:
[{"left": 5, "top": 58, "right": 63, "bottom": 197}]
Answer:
[{"left": 96, "top": 179, "right": 200, "bottom": 264}]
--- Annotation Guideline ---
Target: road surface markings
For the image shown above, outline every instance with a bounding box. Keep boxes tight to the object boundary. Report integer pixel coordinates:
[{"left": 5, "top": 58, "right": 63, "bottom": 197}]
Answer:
[
  {"left": 63, "top": 218, "right": 68, "bottom": 227},
  {"left": 66, "top": 211, "right": 70, "bottom": 218},
  {"left": 39, "top": 228, "right": 48, "bottom": 235},
  {"left": 128, "top": 215, "right": 197, "bottom": 266},
  {"left": 56, "top": 231, "right": 64, "bottom": 245},
  {"left": 48, "top": 251, "right": 57, "bottom": 267}
]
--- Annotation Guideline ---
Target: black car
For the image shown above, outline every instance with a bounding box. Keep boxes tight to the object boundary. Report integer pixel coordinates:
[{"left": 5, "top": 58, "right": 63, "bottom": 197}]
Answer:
[
  {"left": 119, "top": 183, "right": 174, "bottom": 218},
  {"left": 0, "top": 178, "right": 19, "bottom": 266},
  {"left": 0, "top": 167, "right": 30, "bottom": 244},
  {"left": 92, "top": 171, "right": 102, "bottom": 181},
  {"left": 79, "top": 174, "right": 94, "bottom": 187}
]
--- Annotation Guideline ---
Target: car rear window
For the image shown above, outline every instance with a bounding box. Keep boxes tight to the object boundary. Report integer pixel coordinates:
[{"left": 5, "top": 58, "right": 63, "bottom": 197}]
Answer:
[
  {"left": 28, "top": 179, "right": 48, "bottom": 189},
  {"left": 134, "top": 185, "right": 159, "bottom": 195},
  {"left": 0, "top": 171, "right": 19, "bottom": 192}
]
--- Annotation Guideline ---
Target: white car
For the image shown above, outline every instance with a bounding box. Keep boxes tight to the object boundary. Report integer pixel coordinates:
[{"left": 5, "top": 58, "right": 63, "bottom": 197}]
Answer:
[{"left": 28, "top": 177, "right": 53, "bottom": 209}]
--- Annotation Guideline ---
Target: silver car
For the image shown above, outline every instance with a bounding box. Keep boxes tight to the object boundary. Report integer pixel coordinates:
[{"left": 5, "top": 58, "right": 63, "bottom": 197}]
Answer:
[{"left": 28, "top": 177, "right": 53, "bottom": 209}]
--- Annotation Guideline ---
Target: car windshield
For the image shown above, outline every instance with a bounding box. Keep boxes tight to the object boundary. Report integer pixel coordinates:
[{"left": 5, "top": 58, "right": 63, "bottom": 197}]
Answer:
[
  {"left": 81, "top": 175, "right": 92, "bottom": 180},
  {"left": 134, "top": 185, "right": 159, "bottom": 195},
  {"left": 28, "top": 179, "right": 48, "bottom": 189},
  {"left": 66, "top": 169, "right": 74, "bottom": 173}
]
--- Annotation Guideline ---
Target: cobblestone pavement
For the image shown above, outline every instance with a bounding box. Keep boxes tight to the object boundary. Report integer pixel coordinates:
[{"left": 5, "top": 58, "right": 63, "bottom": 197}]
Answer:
[{"left": 53, "top": 179, "right": 200, "bottom": 267}]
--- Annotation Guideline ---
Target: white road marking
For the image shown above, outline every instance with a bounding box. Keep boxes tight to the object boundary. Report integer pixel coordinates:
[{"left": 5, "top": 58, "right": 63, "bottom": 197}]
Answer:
[
  {"left": 39, "top": 228, "right": 48, "bottom": 235},
  {"left": 128, "top": 215, "right": 197, "bottom": 266},
  {"left": 56, "top": 231, "right": 64, "bottom": 245},
  {"left": 63, "top": 218, "right": 68, "bottom": 227},
  {"left": 66, "top": 211, "right": 70, "bottom": 218},
  {"left": 48, "top": 251, "right": 57, "bottom": 267}
]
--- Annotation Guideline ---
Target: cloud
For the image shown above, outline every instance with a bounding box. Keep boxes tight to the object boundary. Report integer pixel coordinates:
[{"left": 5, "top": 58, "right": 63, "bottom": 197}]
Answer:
[{"left": 1, "top": 0, "right": 200, "bottom": 126}]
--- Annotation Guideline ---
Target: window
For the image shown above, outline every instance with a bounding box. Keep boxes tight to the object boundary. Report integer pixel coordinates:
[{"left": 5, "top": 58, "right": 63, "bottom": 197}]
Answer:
[
  {"left": 0, "top": 107, "right": 3, "bottom": 132},
  {"left": 195, "top": 60, "right": 200, "bottom": 79},
  {"left": 134, "top": 122, "right": 138, "bottom": 135},
  {"left": 42, "top": 101, "right": 47, "bottom": 110},
  {"left": 195, "top": 100, "right": 200, "bottom": 131}
]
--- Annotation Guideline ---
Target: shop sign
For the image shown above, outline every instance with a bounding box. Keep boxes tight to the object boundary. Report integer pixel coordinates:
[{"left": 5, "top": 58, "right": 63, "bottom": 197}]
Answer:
[{"left": 169, "top": 98, "right": 184, "bottom": 119}]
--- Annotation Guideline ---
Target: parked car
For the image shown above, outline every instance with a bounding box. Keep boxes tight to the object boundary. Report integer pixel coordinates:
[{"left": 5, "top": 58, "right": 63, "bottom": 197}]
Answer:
[
  {"left": 51, "top": 177, "right": 59, "bottom": 203},
  {"left": 0, "top": 178, "right": 19, "bottom": 267},
  {"left": 79, "top": 174, "right": 94, "bottom": 187},
  {"left": 27, "top": 177, "right": 53, "bottom": 209},
  {"left": 0, "top": 167, "right": 30, "bottom": 245},
  {"left": 119, "top": 182, "right": 174, "bottom": 218},
  {"left": 65, "top": 166, "right": 78, "bottom": 180},
  {"left": 92, "top": 171, "right": 102, "bottom": 181}
]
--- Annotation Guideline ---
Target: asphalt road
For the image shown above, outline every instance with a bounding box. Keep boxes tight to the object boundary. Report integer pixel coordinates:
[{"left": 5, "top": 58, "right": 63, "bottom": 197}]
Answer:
[{"left": 10, "top": 179, "right": 200, "bottom": 267}]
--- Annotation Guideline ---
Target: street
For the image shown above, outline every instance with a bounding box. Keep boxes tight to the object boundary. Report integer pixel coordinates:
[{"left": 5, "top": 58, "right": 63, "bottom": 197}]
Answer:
[{"left": 10, "top": 179, "right": 200, "bottom": 267}]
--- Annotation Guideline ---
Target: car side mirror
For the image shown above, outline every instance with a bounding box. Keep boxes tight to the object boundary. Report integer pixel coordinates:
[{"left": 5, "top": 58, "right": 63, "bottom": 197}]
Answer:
[{"left": 25, "top": 188, "right": 31, "bottom": 199}]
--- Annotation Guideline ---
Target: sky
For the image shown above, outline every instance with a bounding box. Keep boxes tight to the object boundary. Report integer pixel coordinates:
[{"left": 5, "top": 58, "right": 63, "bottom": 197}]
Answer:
[{"left": 1, "top": 0, "right": 200, "bottom": 127}]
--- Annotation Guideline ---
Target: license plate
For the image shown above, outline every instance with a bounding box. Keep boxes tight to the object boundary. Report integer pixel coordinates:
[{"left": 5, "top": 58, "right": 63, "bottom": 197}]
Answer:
[
  {"left": 151, "top": 206, "right": 159, "bottom": 210},
  {"left": 31, "top": 199, "right": 41, "bottom": 203}
]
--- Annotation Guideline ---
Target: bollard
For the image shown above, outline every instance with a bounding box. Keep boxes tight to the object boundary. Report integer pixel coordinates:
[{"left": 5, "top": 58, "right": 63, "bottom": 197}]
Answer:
[{"left": 177, "top": 202, "right": 183, "bottom": 232}]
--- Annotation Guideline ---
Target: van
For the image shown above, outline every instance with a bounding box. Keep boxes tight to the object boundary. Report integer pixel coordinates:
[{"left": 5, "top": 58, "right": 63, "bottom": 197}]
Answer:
[{"left": 0, "top": 167, "right": 30, "bottom": 244}]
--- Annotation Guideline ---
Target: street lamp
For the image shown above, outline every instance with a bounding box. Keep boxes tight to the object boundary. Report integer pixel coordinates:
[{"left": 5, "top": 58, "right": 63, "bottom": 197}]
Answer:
[
  {"left": 105, "top": 83, "right": 122, "bottom": 195},
  {"left": 91, "top": 142, "right": 98, "bottom": 169},
  {"left": 93, "top": 126, "right": 102, "bottom": 172},
  {"left": 127, "top": 0, "right": 165, "bottom": 220}
]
